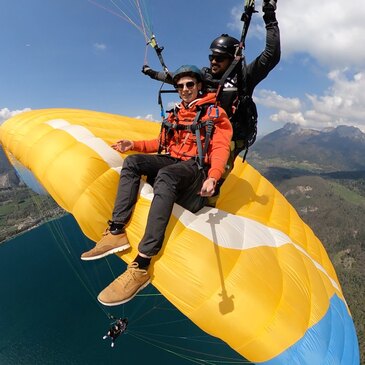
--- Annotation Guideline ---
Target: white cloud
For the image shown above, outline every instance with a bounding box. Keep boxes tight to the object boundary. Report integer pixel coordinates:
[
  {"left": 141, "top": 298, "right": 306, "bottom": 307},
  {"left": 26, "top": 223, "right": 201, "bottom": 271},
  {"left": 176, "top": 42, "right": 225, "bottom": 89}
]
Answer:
[
  {"left": 278, "top": 0, "right": 365, "bottom": 68},
  {"left": 271, "top": 110, "right": 307, "bottom": 126},
  {"left": 257, "top": 70, "right": 365, "bottom": 131},
  {"left": 0, "top": 108, "right": 31, "bottom": 125},
  {"left": 135, "top": 114, "right": 159, "bottom": 122},
  {"left": 304, "top": 70, "right": 365, "bottom": 129},
  {"left": 93, "top": 43, "right": 107, "bottom": 51},
  {"left": 255, "top": 90, "right": 301, "bottom": 112},
  {"left": 229, "top": 0, "right": 365, "bottom": 69}
]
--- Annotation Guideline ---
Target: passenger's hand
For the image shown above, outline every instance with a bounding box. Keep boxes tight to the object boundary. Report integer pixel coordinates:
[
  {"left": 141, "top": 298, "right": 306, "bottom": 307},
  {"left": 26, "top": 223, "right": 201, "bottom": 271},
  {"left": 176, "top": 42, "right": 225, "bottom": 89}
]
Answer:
[
  {"left": 262, "top": 0, "right": 277, "bottom": 12},
  {"left": 200, "top": 177, "right": 217, "bottom": 197},
  {"left": 112, "top": 140, "right": 134, "bottom": 153}
]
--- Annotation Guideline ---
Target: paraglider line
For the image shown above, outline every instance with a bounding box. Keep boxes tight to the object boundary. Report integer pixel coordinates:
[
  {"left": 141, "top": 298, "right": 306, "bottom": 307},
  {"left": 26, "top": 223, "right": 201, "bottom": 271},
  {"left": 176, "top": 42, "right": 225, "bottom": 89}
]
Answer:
[
  {"left": 132, "top": 317, "right": 189, "bottom": 330},
  {"left": 135, "top": 0, "right": 150, "bottom": 42},
  {"left": 42, "top": 219, "right": 112, "bottom": 319},
  {"left": 86, "top": 0, "right": 145, "bottom": 35},
  {"left": 129, "top": 331, "right": 249, "bottom": 364}
]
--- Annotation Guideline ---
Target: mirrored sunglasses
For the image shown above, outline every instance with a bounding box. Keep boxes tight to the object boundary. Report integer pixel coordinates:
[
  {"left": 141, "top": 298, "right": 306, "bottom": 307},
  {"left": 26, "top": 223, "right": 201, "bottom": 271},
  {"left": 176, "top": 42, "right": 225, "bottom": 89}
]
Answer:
[{"left": 209, "top": 54, "right": 230, "bottom": 62}]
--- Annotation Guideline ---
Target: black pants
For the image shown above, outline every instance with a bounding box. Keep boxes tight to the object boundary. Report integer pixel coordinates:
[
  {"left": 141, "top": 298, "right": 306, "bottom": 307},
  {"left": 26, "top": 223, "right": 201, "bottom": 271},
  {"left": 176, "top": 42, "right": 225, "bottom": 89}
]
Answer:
[{"left": 112, "top": 154, "right": 206, "bottom": 257}]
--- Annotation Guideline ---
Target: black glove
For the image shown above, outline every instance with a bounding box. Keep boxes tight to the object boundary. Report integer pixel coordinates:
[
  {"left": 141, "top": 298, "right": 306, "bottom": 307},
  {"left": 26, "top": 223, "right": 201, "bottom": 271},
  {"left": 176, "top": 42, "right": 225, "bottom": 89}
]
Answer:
[
  {"left": 142, "top": 64, "right": 153, "bottom": 76},
  {"left": 262, "top": 0, "right": 277, "bottom": 12}
]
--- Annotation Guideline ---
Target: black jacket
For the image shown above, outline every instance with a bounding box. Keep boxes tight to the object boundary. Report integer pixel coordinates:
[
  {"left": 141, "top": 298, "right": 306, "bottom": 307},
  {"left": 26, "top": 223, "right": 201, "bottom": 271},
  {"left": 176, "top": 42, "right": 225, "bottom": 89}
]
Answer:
[{"left": 144, "top": 10, "right": 280, "bottom": 117}]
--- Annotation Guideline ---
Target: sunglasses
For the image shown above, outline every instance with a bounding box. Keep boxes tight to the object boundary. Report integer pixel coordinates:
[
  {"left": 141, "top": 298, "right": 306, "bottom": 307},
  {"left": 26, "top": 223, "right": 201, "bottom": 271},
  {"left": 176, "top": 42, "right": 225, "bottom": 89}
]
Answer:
[
  {"left": 174, "top": 81, "right": 196, "bottom": 90},
  {"left": 209, "top": 54, "right": 230, "bottom": 63}
]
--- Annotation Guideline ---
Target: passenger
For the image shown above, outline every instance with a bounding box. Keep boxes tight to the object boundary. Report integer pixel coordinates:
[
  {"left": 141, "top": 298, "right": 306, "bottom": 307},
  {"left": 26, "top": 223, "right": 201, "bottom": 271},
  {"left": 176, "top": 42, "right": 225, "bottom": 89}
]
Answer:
[{"left": 81, "top": 65, "right": 233, "bottom": 306}]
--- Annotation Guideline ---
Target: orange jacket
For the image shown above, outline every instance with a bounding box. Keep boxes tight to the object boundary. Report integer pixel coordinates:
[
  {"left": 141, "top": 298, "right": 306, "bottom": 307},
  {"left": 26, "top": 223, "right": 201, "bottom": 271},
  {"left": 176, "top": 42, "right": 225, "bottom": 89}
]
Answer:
[{"left": 132, "top": 93, "right": 233, "bottom": 181}]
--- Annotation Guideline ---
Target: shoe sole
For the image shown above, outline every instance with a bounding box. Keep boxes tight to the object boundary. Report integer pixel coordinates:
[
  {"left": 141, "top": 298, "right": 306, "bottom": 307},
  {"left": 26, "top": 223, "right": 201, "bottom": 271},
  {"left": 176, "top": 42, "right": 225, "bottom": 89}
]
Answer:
[
  {"left": 80, "top": 243, "right": 131, "bottom": 261},
  {"left": 97, "top": 279, "right": 151, "bottom": 306}
]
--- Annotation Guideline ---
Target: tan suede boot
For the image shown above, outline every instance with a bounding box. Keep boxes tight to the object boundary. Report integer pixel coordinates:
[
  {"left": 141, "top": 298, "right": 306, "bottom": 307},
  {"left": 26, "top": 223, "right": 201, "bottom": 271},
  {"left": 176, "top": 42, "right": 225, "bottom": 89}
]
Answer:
[{"left": 97, "top": 263, "right": 151, "bottom": 306}]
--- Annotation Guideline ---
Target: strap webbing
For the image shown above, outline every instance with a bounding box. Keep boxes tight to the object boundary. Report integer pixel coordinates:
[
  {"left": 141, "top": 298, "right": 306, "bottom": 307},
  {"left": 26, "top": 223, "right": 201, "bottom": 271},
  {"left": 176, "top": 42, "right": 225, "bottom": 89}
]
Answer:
[{"left": 192, "top": 108, "right": 204, "bottom": 168}]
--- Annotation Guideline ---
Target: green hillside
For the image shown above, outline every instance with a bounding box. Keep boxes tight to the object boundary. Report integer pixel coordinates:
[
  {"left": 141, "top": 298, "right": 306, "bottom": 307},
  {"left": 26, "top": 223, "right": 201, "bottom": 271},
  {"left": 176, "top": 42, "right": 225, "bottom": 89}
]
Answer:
[{"left": 0, "top": 187, "right": 65, "bottom": 242}]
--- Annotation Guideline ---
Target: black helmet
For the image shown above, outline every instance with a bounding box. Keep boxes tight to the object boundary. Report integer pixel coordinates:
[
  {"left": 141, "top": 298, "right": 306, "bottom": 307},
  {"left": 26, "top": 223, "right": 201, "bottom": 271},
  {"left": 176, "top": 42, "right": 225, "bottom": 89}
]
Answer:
[
  {"left": 209, "top": 34, "right": 239, "bottom": 58},
  {"left": 172, "top": 65, "right": 203, "bottom": 84}
]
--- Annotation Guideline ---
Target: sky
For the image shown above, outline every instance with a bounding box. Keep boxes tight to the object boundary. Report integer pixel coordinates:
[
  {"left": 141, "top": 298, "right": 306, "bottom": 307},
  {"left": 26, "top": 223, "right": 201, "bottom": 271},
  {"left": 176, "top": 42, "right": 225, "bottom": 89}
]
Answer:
[{"left": 1, "top": 0, "right": 365, "bottom": 136}]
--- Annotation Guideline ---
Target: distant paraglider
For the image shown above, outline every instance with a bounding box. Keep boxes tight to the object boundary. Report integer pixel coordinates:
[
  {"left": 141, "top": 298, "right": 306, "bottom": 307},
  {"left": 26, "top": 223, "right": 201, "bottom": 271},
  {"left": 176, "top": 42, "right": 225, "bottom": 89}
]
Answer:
[
  {"left": 0, "top": 108, "right": 360, "bottom": 364},
  {"left": 103, "top": 316, "right": 128, "bottom": 348}
]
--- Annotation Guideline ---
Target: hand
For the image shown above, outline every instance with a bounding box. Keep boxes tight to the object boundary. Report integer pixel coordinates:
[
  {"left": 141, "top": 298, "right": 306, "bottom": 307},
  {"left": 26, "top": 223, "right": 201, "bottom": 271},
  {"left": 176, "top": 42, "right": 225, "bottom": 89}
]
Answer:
[
  {"left": 262, "top": 0, "right": 277, "bottom": 12},
  {"left": 111, "top": 140, "right": 134, "bottom": 153},
  {"left": 199, "top": 177, "right": 217, "bottom": 197},
  {"left": 142, "top": 64, "right": 152, "bottom": 75}
]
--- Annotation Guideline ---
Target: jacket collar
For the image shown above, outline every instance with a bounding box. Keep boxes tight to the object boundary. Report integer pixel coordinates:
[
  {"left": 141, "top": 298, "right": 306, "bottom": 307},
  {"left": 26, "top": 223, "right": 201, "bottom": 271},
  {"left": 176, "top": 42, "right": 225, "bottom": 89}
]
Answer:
[{"left": 176, "top": 92, "right": 217, "bottom": 110}]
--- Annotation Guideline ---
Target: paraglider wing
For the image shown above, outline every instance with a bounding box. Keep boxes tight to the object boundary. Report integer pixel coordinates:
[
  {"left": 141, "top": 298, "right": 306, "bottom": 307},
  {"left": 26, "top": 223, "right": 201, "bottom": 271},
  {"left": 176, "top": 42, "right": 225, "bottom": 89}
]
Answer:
[{"left": 0, "top": 108, "right": 359, "bottom": 364}]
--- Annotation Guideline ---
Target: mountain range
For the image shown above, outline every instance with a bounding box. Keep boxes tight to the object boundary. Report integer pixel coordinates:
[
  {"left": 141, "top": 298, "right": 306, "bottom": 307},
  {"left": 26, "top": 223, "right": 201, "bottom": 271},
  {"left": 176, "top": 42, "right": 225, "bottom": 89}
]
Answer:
[{"left": 251, "top": 123, "right": 365, "bottom": 172}]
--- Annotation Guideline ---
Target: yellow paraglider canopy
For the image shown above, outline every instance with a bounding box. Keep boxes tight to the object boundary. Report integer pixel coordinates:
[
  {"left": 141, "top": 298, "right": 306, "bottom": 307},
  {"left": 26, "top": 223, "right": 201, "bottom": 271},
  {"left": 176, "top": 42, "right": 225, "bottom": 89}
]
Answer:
[{"left": 0, "top": 108, "right": 359, "bottom": 364}]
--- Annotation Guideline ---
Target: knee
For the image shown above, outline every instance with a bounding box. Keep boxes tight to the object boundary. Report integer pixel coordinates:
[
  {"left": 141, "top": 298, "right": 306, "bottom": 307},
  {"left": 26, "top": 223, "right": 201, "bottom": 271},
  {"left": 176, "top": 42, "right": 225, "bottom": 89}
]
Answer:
[
  {"left": 155, "top": 169, "right": 173, "bottom": 185},
  {"left": 154, "top": 170, "right": 176, "bottom": 193},
  {"left": 122, "top": 154, "right": 145, "bottom": 173},
  {"left": 123, "top": 154, "right": 138, "bottom": 168}
]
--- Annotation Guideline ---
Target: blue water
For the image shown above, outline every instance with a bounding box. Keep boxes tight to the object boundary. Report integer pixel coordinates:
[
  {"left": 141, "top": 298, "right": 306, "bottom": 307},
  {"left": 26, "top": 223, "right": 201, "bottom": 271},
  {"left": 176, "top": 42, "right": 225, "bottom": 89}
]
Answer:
[{"left": 0, "top": 215, "right": 247, "bottom": 364}]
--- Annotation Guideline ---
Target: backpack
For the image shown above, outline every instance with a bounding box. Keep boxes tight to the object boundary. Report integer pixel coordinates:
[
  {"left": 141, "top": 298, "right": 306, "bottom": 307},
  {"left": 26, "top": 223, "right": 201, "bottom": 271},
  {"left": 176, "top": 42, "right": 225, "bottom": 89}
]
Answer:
[
  {"left": 215, "top": 61, "right": 258, "bottom": 161},
  {"left": 230, "top": 93, "right": 258, "bottom": 159}
]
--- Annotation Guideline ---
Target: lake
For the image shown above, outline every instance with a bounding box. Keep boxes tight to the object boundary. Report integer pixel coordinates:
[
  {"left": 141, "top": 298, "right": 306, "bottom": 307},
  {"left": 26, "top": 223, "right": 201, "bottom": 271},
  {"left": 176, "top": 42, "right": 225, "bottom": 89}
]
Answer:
[{"left": 0, "top": 215, "right": 248, "bottom": 364}]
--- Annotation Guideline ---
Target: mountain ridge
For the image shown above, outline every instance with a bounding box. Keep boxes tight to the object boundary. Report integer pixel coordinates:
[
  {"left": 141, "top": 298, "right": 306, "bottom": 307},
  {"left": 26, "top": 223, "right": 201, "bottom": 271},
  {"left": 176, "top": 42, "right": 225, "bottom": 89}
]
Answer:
[{"left": 252, "top": 123, "right": 365, "bottom": 172}]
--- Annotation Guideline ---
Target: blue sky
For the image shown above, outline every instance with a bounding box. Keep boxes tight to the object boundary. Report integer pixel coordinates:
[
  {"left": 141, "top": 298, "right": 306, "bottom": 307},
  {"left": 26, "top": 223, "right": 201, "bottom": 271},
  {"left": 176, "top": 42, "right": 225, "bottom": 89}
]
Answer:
[{"left": 1, "top": 0, "right": 365, "bottom": 136}]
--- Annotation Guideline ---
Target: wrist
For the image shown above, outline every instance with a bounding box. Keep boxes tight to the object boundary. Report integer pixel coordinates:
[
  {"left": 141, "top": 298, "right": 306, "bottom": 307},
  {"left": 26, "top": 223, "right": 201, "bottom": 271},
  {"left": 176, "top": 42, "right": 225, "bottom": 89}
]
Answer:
[{"left": 208, "top": 177, "right": 217, "bottom": 187}]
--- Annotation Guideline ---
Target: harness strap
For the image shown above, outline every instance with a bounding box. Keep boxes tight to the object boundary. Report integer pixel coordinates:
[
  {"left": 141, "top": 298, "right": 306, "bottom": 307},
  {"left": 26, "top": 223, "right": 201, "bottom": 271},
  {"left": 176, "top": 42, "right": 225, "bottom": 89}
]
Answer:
[
  {"left": 191, "top": 108, "right": 205, "bottom": 169},
  {"left": 201, "top": 105, "right": 216, "bottom": 161},
  {"left": 202, "top": 120, "right": 214, "bottom": 161},
  {"left": 161, "top": 119, "right": 212, "bottom": 132},
  {"left": 215, "top": 56, "right": 243, "bottom": 106},
  {"left": 159, "top": 105, "right": 215, "bottom": 170}
]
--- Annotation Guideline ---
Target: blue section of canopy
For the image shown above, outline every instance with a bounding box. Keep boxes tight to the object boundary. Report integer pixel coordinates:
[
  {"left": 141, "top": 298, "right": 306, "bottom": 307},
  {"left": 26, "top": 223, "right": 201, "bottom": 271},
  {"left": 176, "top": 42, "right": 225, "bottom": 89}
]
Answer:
[{"left": 259, "top": 294, "right": 360, "bottom": 365}]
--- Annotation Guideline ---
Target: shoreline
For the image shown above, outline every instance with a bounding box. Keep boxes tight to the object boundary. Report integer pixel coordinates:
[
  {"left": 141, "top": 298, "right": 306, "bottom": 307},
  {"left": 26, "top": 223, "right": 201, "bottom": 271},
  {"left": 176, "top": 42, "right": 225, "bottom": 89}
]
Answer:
[{"left": 0, "top": 210, "right": 68, "bottom": 244}]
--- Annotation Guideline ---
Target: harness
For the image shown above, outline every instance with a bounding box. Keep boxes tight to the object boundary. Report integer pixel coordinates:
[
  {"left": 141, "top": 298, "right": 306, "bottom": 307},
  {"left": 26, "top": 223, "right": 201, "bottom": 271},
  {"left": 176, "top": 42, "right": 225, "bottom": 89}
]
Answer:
[
  {"left": 215, "top": 0, "right": 258, "bottom": 162},
  {"left": 158, "top": 105, "right": 216, "bottom": 170}
]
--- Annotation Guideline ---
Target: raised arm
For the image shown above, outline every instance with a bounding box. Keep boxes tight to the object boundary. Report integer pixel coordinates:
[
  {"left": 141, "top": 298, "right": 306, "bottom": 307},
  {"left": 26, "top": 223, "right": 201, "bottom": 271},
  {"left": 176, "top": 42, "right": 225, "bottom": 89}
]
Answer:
[{"left": 244, "top": 0, "right": 281, "bottom": 94}]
